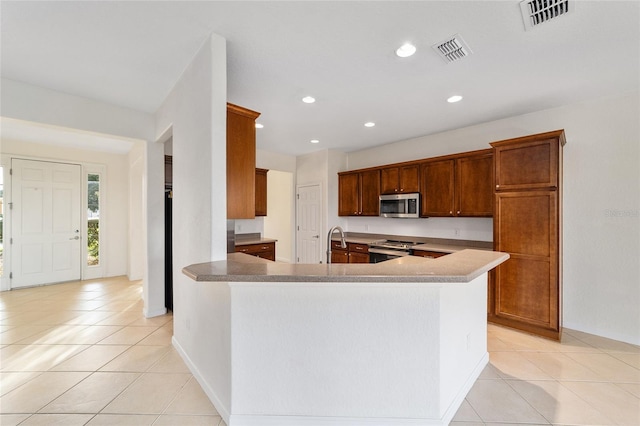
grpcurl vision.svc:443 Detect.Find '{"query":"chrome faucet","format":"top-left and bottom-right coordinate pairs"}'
top-left (326, 226), bottom-right (346, 264)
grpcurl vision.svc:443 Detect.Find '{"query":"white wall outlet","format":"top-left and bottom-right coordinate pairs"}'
top-left (365, 224), bottom-right (369, 231)
top-left (454, 228), bottom-right (460, 236)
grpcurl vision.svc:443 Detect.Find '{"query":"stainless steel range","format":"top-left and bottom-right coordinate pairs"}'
top-left (368, 240), bottom-right (414, 263)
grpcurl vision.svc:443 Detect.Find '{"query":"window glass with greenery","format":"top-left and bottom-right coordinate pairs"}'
top-left (87, 174), bottom-right (100, 266)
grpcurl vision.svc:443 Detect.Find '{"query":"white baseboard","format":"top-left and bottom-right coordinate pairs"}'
top-left (439, 351), bottom-right (490, 425)
top-left (172, 336), bottom-right (231, 424)
top-left (144, 306), bottom-right (167, 318)
top-left (229, 414), bottom-right (446, 426)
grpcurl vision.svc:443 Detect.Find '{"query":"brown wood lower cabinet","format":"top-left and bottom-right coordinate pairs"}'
top-left (330, 241), bottom-right (348, 263)
top-left (330, 241), bottom-right (369, 263)
top-left (235, 242), bottom-right (275, 261)
top-left (412, 250), bottom-right (448, 259)
top-left (348, 243), bottom-right (369, 263)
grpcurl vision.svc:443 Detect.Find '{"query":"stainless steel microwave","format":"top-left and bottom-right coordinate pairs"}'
top-left (379, 193), bottom-right (420, 218)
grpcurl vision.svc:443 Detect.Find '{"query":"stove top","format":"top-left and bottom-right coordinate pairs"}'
top-left (370, 240), bottom-right (415, 251)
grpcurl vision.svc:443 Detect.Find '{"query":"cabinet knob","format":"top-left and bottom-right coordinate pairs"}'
top-left (400, 188), bottom-right (404, 192)
top-left (449, 211), bottom-right (453, 215)
top-left (457, 211), bottom-right (461, 215)
top-left (496, 185), bottom-right (500, 188)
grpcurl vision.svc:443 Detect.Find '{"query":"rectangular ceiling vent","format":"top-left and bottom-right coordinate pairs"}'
top-left (520, 0), bottom-right (573, 31)
top-left (432, 34), bottom-right (472, 64)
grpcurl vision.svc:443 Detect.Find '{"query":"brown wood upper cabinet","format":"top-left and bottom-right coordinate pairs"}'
top-left (338, 169), bottom-right (381, 216)
top-left (255, 168), bottom-right (268, 217)
top-left (380, 164), bottom-right (420, 194)
top-left (489, 129), bottom-right (565, 341)
top-left (493, 135), bottom-right (559, 191)
top-left (420, 150), bottom-right (493, 217)
top-left (227, 103), bottom-right (260, 219)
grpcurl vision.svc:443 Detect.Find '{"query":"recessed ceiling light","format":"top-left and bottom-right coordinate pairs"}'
top-left (447, 95), bottom-right (463, 103)
top-left (364, 122), bottom-right (376, 127)
top-left (255, 123), bottom-right (264, 129)
top-left (396, 43), bottom-right (416, 58)
top-left (310, 139), bottom-right (320, 144)
top-left (302, 96), bottom-right (316, 104)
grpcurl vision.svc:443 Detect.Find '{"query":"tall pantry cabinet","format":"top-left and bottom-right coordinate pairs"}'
top-left (489, 130), bottom-right (565, 341)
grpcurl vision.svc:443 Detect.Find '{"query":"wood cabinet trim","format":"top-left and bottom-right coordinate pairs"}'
top-left (227, 102), bottom-right (260, 120)
top-left (338, 148), bottom-right (493, 177)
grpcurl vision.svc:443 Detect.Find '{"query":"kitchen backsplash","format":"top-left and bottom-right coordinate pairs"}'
top-left (235, 217), bottom-right (264, 235)
top-left (345, 216), bottom-right (493, 242)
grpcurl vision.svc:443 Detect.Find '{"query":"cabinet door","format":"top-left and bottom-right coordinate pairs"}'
top-left (331, 250), bottom-right (349, 263)
top-left (420, 160), bottom-right (455, 216)
top-left (381, 165), bottom-right (419, 194)
top-left (380, 167), bottom-right (400, 194)
top-left (456, 153), bottom-right (493, 217)
top-left (493, 136), bottom-right (560, 191)
top-left (348, 252), bottom-right (370, 263)
top-left (338, 173), bottom-right (360, 216)
top-left (255, 168), bottom-right (268, 216)
top-left (227, 103), bottom-right (260, 219)
top-left (399, 165), bottom-right (420, 193)
top-left (412, 250), bottom-right (447, 258)
top-left (360, 170), bottom-right (381, 216)
top-left (493, 191), bottom-right (559, 338)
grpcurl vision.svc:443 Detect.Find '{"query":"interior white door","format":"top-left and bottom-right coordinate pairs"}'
top-left (11, 159), bottom-right (82, 288)
top-left (296, 184), bottom-right (322, 264)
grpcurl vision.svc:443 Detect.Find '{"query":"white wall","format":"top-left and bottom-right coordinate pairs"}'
top-left (346, 93), bottom-right (640, 345)
top-left (234, 149), bottom-right (297, 260)
top-left (1, 138), bottom-right (132, 278)
top-left (296, 149), bottom-right (348, 259)
top-left (264, 170), bottom-right (294, 263)
top-left (154, 34), bottom-right (231, 416)
top-left (0, 78), bottom-right (154, 142)
top-left (128, 143), bottom-right (145, 280)
top-left (0, 79), bottom-right (156, 306)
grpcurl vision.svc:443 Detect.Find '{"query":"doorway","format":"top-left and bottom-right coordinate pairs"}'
top-left (10, 158), bottom-right (82, 288)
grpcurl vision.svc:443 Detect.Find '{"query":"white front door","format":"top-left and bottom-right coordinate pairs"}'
top-left (11, 159), bottom-right (82, 288)
top-left (296, 184), bottom-right (322, 264)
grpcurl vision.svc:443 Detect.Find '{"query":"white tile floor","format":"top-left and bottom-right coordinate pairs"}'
top-left (1, 276), bottom-right (639, 425)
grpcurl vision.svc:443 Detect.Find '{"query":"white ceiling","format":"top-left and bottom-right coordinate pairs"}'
top-left (1, 1), bottom-right (639, 156)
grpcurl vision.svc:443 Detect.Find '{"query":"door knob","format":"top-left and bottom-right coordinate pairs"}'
top-left (312, 235), bottom-right (319, 238)
top-left (70, 236), bottom-right (80, 240)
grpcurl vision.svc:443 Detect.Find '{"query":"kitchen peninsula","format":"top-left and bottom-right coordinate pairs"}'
top-left (182, 250), bottom-right (508, 426)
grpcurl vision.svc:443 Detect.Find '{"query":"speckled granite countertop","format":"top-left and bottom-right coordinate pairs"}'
top-left (183, 250), bottom-right (508, 284)
top-left (234, 233), bottom-right (278, 246)
top-left (235, 237), bottom-right (278, 246)
top-left (331, 233), bottom-right (493, 253)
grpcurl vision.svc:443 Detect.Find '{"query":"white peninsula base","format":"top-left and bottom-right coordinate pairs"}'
top-left (176, 267), bottom-right (493, 426)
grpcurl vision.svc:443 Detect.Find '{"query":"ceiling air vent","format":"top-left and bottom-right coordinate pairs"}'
top-left (520, 0), bottom-right (573, 31)
top-left (432, 34), bottom-right (472, 64)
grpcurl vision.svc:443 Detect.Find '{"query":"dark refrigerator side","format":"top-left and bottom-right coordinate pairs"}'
top-left (165, 190), bottom-right (173, 311)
